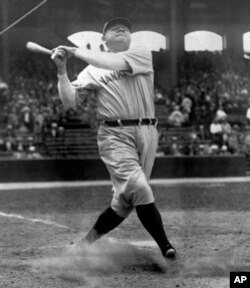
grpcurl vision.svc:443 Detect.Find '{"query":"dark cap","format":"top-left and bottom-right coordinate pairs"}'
top-left (103, 17), bottom-right (131, 35)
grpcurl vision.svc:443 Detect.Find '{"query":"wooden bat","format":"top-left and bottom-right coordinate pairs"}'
top-left (26, 41), bottom-right (52, 55)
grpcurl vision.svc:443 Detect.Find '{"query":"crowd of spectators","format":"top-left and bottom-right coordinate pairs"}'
top-left (155, 51), bottom-right (250, 157)
top-left (0, 52), bottom-right (97, 158)
top-left (1, 50), bottom-right (250, 158)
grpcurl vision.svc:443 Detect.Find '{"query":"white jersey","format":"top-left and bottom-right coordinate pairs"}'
top-left (72, 46), bottom-right (155, 120)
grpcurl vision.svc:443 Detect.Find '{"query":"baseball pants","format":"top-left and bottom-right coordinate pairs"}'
top-left (98, 124), bottom-right (158, 218)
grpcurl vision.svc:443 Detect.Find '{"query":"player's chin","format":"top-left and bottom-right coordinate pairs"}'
top-left (116, 39), bottom-right (130, 49)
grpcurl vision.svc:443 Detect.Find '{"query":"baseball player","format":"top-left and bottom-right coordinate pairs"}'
top-left (51, 17), bottom-right (176, 260)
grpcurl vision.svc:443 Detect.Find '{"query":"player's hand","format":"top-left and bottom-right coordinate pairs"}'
top-left (56, 46), bottom-right (77, 58)
top-left (51, 47), bottom-right (68, 74)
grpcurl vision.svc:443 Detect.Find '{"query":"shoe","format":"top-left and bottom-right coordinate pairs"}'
top-left (164, 243), bottom-right (177, 260)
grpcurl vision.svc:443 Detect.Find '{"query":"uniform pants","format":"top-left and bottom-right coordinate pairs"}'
top-left (98, 125), bottom-right (158, 218)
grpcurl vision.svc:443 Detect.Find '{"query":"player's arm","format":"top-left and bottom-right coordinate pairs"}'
top-left (119, 46), bottom-right (153, 75)
top-left (55, 45), bottom-right (131, 72)
top-left (51, 48), bottom-right (76, 109)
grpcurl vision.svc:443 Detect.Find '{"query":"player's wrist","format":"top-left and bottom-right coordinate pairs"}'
top-left (57, 66), bottom-right (67, 76)
top-left (74, 48), bottom-right (79, 58)
top-left (72, 47), bottom-right (78, 57)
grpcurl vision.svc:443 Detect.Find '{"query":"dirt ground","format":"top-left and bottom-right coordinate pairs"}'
top-left (1, 179), bottom-right (250, 288)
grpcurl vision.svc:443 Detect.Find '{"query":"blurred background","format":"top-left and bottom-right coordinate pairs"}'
top-left (1, 0), bottom-right (250, 180)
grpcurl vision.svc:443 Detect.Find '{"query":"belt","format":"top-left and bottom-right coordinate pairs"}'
top-left (100, 118), bottom-right (158, 127)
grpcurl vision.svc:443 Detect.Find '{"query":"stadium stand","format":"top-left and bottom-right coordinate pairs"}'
top-left (1, 50), bottom-right (250, 173)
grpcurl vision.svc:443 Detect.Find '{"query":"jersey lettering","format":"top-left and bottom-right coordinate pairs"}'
top-left (99, 71), bottom-right (125, 85)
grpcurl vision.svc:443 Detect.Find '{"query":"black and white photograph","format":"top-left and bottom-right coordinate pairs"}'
top-left (1, 0), bottom-right (250, 287)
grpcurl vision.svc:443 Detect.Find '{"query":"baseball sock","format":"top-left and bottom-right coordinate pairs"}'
top-left (85, 207), bottom-right (125, 244)
top-left (136, 203), bottom-right (173, 256)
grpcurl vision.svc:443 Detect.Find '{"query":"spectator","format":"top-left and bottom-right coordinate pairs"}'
top-left (0, 138), bottom-right (5, 151)
top-left (220, 116), bottom-right (232, 146)
top-left (51, 122), bottom-right (58, 138)
top-left (227, 124), bottom-right (242, 154)
top-left (215, 106), bottom-right (227, 122)
top-left (21, 106), bottom-right (34, 132)
top-left (169, 137), bottom-right (182, 156)
top-left (243, 130), bottom-right (250, 156)
top-left (210, 117), bottom-right (223, 147)
top-left (155, 88), bottom-right (165, 104)
top-left (0, 76), bottom-right (8, 106)
top-left (246, 106), bottom-right (250, 126)
top-left (168, 105), bottom-right (186, 127)
top-left (181, 94), bottom-right (193, 124)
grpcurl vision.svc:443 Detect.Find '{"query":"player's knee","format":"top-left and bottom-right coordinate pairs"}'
top-left (127, 170), bottom-right (154, 205)
top-left (127, 170), bottom-right (148, 190)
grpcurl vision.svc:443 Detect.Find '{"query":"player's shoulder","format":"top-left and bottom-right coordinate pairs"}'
top-left (127, 45), bottom-right (151, 55)
top-left (129, 45), bottom-right (149, 51)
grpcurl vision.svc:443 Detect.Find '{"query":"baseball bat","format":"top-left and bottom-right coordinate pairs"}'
top-left (26, 41), bottom-right (52, 55)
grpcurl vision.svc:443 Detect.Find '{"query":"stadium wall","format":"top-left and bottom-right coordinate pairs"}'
top-left (0, 156), bottom-right (246, 183)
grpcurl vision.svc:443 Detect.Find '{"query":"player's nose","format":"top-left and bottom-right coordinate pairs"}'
top-left (117, 27), bottom-right (125, 32)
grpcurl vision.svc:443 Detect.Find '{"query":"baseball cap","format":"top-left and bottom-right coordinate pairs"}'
top-left (103, 17), bottom-right (131, 35)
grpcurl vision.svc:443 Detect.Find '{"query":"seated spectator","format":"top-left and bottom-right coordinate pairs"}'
top-left (220, 116), bottom-right (232, 146)
top-left (220, 144), bottom-right (230, 155)
top-left (21, 106), bottom-right (34, 132)
top-left (188, 132), bottom-right (200, 155)
top-left (215, 106), bottom-right (227, 121)
top-left (0, 138), bottom-right (5, 151)
top-left (5, 135), bottom-right (14, 152)
top-left (168, 105), bottom-right (186, 127)
top-left (227, 124), bottom-right (242, 154)
top-left (51, 122), bottom-right (58, 138)
top-left (155, 88), bottom-right (165, 104)
top-left (169, 137), bottom-right (182, 156)
top-left (15, 136), bottom-right (24, 152)
top-left (243, 131), bottom-right (250, 156)
top-left (5, 124), bottom-right (15, 137)
top-left (0, 76), bottom-right (8, 106)
top-left (210, 144), bottom-right (220, 155)
top-left (181, 95), bottom-right (193, 124)
top-left (7, 107), bottom-right (19, 129)
top-left (246, 106), bottom-right (250, 126)
top-left (210, 117), bottom-right (223, 147)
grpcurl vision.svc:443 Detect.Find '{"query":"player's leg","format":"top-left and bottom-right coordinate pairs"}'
top-left (125, 168), bottom-right (176, 259)
top-left (68, 206), bottom-right (125, 253)
top-left (84, 206), bottom-right (125, 245)
top-left (68, 127), bottom-right (135, 253)
top-left (136, 203), bottom-right (176, 258)
top-left (136, 125), bottom-right (176, 259)
top-left (96, 125), bottom-right (176, 259)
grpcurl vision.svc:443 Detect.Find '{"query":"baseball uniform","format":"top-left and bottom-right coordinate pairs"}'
top-left (71, 46), bottom-right (158, 217)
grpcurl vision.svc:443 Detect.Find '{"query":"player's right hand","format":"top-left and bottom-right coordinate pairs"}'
top-left (51, 47), bottom-right (67, 73)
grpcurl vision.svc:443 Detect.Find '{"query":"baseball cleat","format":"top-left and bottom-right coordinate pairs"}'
top-left (164, 244), bottom-right (177, 260)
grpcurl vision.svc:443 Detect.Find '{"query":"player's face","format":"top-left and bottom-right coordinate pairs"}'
top-left (103, 24), bottom-right (131, 52)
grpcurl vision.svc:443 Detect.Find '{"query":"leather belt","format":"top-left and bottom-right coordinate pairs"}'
top-left (100, 118), bottom-right (158, 127)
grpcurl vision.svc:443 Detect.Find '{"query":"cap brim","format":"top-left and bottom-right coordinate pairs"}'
top-left (103, 17), bottom-right (131, 34)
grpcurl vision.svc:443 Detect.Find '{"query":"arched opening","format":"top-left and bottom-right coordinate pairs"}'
top-left (243, 32), bottom-right (250, 53)
top-left (131, 31), bottom-right (168, 51)
top-left (185, 31), bottom-right (223, 52)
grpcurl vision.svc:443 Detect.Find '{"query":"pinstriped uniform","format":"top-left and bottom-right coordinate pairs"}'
top-left (71, 46), bottom-right (158, 217)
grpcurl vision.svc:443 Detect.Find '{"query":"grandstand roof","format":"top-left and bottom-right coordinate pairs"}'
top-left (6, 0), bottom-right (250, 26)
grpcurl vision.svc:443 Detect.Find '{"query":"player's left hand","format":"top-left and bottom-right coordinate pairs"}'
top-left (56, 46), bottom-right (77, 59)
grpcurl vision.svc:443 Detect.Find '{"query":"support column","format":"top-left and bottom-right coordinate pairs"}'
top-left (169, 0), bottom-right (185, 87)
top-left (169, 0), bottom-right (178, 86)
top-left (0, 0), bottom-right (10, 83)
top-left (226, 27), bottom-right (244, 57)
